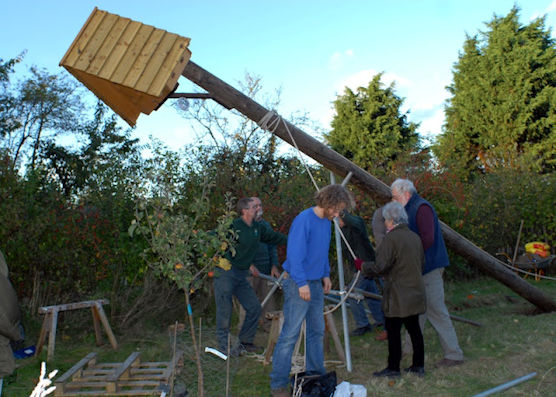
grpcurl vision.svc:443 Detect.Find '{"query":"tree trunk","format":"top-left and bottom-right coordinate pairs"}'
top-left (181, 61), bottom-right (556, 313)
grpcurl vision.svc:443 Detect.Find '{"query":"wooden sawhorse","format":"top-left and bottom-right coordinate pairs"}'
top-left (35, 299), bottom-right (118, 361)
top-left (263, 305), bottom-right (346, 366)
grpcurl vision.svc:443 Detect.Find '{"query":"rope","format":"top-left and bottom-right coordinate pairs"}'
top-left (498, 260), bottom-right (556, 281)
top-left (258, 110), bottom-right (363, 315)
top-left (258, 111), bottom-right (320, 191)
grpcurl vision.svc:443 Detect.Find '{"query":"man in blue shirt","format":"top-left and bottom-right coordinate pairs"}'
top-left (270, 184), bottom-right (354, 397)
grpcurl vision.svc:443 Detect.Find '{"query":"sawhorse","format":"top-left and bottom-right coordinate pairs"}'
top-left (35, 299), bottom-right (118, 361)
top-left (263, 305), bottom-right (346, 366)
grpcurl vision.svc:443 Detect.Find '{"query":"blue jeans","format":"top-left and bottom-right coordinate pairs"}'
top-left (214, 267), bottom-right (261, 351)
top-left (270, 278), bottom-right (325, 390)
top-left (349, 277), bottom-right (384, 327)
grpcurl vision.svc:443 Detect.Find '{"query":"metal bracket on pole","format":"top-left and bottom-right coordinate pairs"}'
top-left (340, 171), bottom-right (353, 187)
top-left (260, 272), bottom-right (286, 308)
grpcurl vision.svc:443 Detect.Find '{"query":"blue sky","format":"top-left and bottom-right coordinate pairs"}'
top-left (2, 1), bottom-right (556, 150)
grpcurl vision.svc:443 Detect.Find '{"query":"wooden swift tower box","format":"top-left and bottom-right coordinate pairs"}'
top-left (60, 8), bottom-right (191, 126)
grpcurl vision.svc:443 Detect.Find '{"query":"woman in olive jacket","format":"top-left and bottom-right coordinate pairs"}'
top-left (362, 201), bottom-right (426, 378)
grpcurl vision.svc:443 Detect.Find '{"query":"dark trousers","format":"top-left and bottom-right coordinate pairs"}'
top-left (385, 314), bottom-right (424, 371)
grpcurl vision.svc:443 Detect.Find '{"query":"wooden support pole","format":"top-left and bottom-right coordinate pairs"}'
top-left (181, 61), bottom-right (556, 313)
top-left (47, 308), bottom-right (59, 362)
top-left (94, 301), bottom-right (119, 349)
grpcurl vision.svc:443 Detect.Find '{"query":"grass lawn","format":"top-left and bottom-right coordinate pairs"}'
top-left (3, 276), bottom-right (555, 396)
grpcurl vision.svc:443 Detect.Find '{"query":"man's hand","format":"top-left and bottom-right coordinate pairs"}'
top-left (354, 258), bottom-right (364, 271)
top-left (298, 285), bottom-right (311, 301)
top-left (270, 265), bottom-right (281, 279)
top-left (322, 277), bottom-right (332, 294)
top-left (249, 265), bottom-right (260, 277)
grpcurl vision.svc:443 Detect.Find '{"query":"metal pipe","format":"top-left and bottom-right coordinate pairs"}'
top-left (471, 372), bottom-right (537, 397)
top-left (333, 170), bottom-right (353, 372)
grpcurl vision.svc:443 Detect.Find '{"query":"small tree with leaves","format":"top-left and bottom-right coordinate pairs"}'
top-left (129, 178), bottom-right (236, 397)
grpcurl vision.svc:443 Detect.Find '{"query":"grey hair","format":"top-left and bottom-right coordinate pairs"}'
top-left (382, 201), bottom-right (408, 225)
top-left (237, 197), bottom-right (253, 213)
top-left (391, 178), bottom-right (417, 195)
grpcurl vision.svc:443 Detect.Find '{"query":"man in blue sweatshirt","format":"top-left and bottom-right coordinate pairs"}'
top-left (270, 184), bottom-right (354, 397)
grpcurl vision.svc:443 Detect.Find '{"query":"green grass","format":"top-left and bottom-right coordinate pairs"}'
top-left (4, 277), bottom-right (555, 396)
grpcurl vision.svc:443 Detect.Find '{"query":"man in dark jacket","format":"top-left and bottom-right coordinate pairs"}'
top-left (0, 250), bottom-right (22, 383)
top-left (338, 211), bottom-right (385, 339)
top-left (215, 197), bottom-right (287, 355)
top-left (237, 197), bottom-right (281, 332)
top-left (362, 202), bottom-right (426, 378)
top-left (391, 178), bottom-right (464, 368)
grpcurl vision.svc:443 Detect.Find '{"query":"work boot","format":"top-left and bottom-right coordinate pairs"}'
top-left (404, 366), bottom-right (425, 377)
top-left (375, 330), bottom-right (388, 341)
top-left (373, 367), bottom-right (401, 378)
top-left (240, 342), bottom-right (262, 353)
top-left (435, 358), bottom-right (464, 368)
top-left (349, 324), bottom-right (372, 336)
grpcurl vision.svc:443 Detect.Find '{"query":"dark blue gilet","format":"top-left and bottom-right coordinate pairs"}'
top-left (404, 193), bottom-right (450, 274)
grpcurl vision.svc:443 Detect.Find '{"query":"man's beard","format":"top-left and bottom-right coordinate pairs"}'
top-left (255, 210), bottom-right (263, 221)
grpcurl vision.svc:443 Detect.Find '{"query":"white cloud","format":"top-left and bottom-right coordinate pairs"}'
top-left (417, 106), bottom-right (445, 138)
top-left (530, 1), bottom-right (556, 21)
top-left (328, 49), bottom-right (355, 70)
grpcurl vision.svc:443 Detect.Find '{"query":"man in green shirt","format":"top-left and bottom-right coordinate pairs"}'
top-left (214, 197), bottom-right (287, 355)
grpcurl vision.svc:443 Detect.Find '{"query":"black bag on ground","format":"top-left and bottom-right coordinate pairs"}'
top-left (290, 370), bottom-right (337, 397)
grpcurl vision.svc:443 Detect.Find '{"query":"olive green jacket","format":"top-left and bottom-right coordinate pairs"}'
top-left (362, 224), bottom-right (426, 318)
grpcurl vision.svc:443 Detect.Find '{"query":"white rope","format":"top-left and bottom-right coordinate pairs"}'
top-left (259, 111), bottom-right (320, 192)
top-left (499, 260), bottom-right (556, 281)
top-left (258, 110), bottom-right (363, 315)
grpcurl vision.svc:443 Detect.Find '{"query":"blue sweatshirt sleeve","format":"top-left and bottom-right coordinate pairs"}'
top-left (286, 215), bottom-right (309, 287)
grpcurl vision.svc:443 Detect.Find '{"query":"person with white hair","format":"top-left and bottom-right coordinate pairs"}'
top-left (390, 178), bottom-right (464, 368)
top-left (362, 201), bottom-right (426, 378)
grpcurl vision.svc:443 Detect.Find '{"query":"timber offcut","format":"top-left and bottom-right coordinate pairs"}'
top-left (60, 7), bottom-right (191, 126)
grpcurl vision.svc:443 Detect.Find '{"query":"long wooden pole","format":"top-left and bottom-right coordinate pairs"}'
top-left (181, 61), bottom-right (556, 312)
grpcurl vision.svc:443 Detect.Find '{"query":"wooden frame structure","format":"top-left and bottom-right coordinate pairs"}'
top-left (36, 299), bottom-right (118, 362)
top-left (60, 7), bottom-right (191, 126)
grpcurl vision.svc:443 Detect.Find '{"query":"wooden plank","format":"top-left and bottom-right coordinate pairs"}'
top-left (135, 32), bottom-right (177, 95)
top-left (98, 20), bottom-right (142, 80)
top-left (108, 352), bottom-right (141, 382)
top-left (69, 68), bottom-right (143, 125)
top-left (111, 24), bottom-right (154, 85)
top-left (160, 349), bottom-right (183, 380)
top-left (264, 312), bottom-right (283, 365)
top-left (55, 353), bottom-right (98, 385)
top-left (91, 305), bottom-right (103, 345)
top-left (39, 299), bottom-right (109, 314)
top-left (47, 308), bottom-right (59, 362)
top-left (94, 301), bottom-right (118, 349)
top-left (148, 38), bottom-right (191, 96)
top-left (73, 13), bottom-right (119, 72)
top-left (123, 28), bottom-right (165, 89)
top-left (324, 312), bottom-right (345, 363)
top-left (35, 311), bottom-right (50, 357)
top-left (86, 17), bottom-right (131, 75)
top-left (60, 8), bottom-right (105, 67)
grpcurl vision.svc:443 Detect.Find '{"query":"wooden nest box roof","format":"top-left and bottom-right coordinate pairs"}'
top-left (60, 7), bottom-right (191, 126)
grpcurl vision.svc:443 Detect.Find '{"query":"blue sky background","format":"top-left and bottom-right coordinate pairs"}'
top-left (2, 1), bottom-right (556, 151)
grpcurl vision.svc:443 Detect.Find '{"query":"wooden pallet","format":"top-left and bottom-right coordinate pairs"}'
top-left (54, 350), bottom-right (183, 396)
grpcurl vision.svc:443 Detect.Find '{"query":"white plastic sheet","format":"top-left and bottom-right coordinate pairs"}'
top-left (333, 381), bottom-right (367, 397)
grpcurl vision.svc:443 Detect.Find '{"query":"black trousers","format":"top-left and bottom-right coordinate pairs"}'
top-left (385, 314), bottom-right (424, 370)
